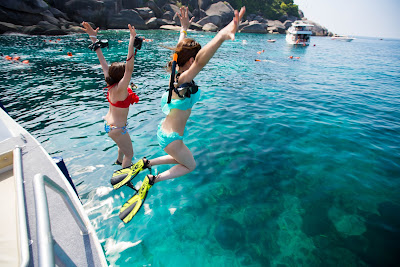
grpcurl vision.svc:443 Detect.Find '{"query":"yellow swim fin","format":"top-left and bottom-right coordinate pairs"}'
top-left (111, 158), bottom-right (149, 190)
top-left (119, 175), bottom-right (156, 223)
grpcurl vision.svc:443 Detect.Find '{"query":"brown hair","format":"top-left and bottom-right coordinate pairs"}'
top-left (105, 62), bottom-right (125, 85)
top-left (167, 38), bottom-right (201, 71)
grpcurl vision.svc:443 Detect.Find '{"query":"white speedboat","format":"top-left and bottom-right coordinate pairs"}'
top-left (331, 34), bottom-right (355, 42)
top-left (286, 20), bottom-right (313, 46)
top-left (0, 107), bottom-right (107, 266)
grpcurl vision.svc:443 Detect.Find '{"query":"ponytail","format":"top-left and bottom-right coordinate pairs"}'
top-left (106, 62), bottom-right (125, 86)
top-left (105, 76), bottom-right (115, 85)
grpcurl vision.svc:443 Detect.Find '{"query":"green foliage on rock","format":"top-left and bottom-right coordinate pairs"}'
top-left (209, 0), bottom-right (299, 20)
top-left (230, 0), bottom-right (299, 19)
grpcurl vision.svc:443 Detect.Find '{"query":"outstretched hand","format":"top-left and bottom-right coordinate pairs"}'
top-left (80, 21), bottom-right (99, 36)
top-left (177, 6), bottom-right (194, 30)
top-left (128, 24), bottom-right (136, 38)
top-left (219, 6), bottom-right (246, 41)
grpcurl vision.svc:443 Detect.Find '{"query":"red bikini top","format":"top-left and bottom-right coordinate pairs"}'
top-left (106, 85), bottom-right (139, 108)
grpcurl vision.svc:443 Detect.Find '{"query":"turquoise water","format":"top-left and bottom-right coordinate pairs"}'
top-left (1, 31), bottom-right (400, 266)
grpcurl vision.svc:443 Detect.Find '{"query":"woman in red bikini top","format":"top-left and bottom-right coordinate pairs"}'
top-left (81, 21), bottom-right (139, 169)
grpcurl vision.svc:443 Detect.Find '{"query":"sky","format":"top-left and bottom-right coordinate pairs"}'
top-left (293, 0), bottom-right (400, 39)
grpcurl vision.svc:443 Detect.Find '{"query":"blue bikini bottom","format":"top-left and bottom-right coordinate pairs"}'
top-left (104, 121), bottom-right (128, 135)
top-left (157, 119), bottom-right (188, 149)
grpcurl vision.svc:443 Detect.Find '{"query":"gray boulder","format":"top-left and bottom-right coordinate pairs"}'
top-left (253, 15), bottom-right (266, 23)
top-left (41, 10), bottom-right (60, 25)
top-left (189, 22), bottom-right (203, 31)
top-left (102, 0), bottom-right (120, 17)
top-left (246, 14), bottom-right (256, 21)
top-left (192, 8), bottom-right (206, 21)
top-left (0, 5), bottom-right (48, 26)
top-left (63, 0), bottom-right (104, 26)
top-left (0, 22), bottom-right (22, 34)
top-left (121, 0), bottom-right (142, 9)
top-left (280, 14), bottom-right (298, 23)
top-left (68, 25), bottom-right (84, 33)
top-left (205, 1), bottom-right (234, 27)
top-left (283, 20), bottom-right (293, 29)
top-left (202, 23), bottom-right (218, 32)
top-left (298, 9), bottom-right (304, 19)
top-left (162, 3), bottom-right (180, 15)
top-left (188, 0), bottom-right (199, 10)
top-left (146, 17), bottom-right (158, 29)
top-left (156, 18), bottom-right (176, 26)
top-left (240, 22), bottom-right (267, 34)
top-left (303, 20), bottom-right (328, 36)
top-left (163, 11), bottom-right (174, 21)
top-left (23, 21), bottom-right (67, 35)
top-left (173, 12), bottom-right (195, 26)
top-left (147, 0), bottom-right (163, 18)
top-left (136, 7), bottom-right (154, 20)
top-left (0, 0), bottom-right (48, 14)
top-left (199, 9), bottom-right (207, 20)
top-left (160, 25), bottom-right (181, 31)
top-left (108, 9), bottom-right (147, 29)
top-left (267, 26), bottom-right (279, 34)
top-left (238, 20), bottom-right (249, 31)
top-left (196, 15), bottom-right (221, 28)
top-left (153, 0), bottom-right (168, 7)
top-left (49, 7), bottom-right (69, 20)
top-left (267, 20), bottom-right (285, 33)
top-left (59, 18), bottom-right (76, 29)
top-left (199, 0), bottom-right (214, 10)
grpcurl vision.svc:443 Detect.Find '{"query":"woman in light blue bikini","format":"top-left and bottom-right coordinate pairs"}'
top-left (116, 6), bottom-right (246, 223)
top-left (148, 6), bottom-right (245, 183)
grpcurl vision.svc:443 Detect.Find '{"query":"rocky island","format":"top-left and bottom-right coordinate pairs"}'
top-left (0, 0), bottom-right (330, 36)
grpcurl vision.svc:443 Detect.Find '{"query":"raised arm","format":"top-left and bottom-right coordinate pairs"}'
top-left (116, 24), bottom-right (137, 92)
top-left (177, 6), bottom-right (194, 44)
top-left (81, 21), bottom-right (109, 79)
top-left (178, 7), bottom-right (245, 86)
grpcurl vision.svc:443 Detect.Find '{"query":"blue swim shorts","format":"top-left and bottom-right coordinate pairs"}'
top-left (157, 119), bottom-right (188, 149)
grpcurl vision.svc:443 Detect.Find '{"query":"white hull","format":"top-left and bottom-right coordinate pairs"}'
top-left (331, 36), bottom-right (355, 42)
top-left (286, 21), bottom-right (313, 46)
top-left (286, 33), bottom-right (310, 46)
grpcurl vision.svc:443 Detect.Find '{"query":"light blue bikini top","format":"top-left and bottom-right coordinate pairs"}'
top-left (161, 88), bottom-right (201, 115)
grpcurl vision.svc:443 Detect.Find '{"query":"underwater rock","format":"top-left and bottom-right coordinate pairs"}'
top-left (214, 219), bottom-right (245, 250)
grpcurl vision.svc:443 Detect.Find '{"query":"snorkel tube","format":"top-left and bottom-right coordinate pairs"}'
top-left (168, 53), bottom-right (178, 104)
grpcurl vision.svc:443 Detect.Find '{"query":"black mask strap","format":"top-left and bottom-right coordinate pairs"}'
top-left (168, 53), bottom-right (178, 104)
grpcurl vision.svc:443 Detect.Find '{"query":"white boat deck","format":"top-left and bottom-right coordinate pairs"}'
top-left (0, 150), bottom-right (19, 266)
top-left (0, 108), bottom-right (107, 266)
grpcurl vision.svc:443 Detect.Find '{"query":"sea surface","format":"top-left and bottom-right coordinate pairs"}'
top-left (1, 30), bottom-right (400, 266)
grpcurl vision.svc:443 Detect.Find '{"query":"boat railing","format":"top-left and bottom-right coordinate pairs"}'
top-left (33, 173), bottom-right (89, 267)
top-left (14, 147), bottom-right (30, 267)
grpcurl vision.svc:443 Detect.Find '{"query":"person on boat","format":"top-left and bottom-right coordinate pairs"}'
top-left (81, 22), bottom-right (139, 169)
top-left (112, 6), bottom-right (246, 223)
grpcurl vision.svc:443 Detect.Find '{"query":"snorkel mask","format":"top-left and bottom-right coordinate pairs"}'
top-left (88, 39), bottom-right (109, 51)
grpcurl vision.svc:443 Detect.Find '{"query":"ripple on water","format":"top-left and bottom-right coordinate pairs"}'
top-left (1, 32), bottom-right (400, 266)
